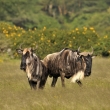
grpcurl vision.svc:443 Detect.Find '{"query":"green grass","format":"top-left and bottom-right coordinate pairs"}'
top-left (0, 56), bottom-right (110, 110)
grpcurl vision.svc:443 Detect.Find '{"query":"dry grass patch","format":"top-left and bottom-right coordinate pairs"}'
top-left (0, 57), bottom-right (110, 110)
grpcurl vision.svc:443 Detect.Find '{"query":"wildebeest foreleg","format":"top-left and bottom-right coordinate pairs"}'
top-left (60, 72), bottom-right (65, 87)
top-left (76, 80), bottom-right (82, 86)
top-left (36, 80), bottom-right (40, 90)
top-left (51, 77), bottom-right (58, 87)
top-left (28, 80), bottom-right (37, 90)
top-left (28, 80), bottom-right (33, 90)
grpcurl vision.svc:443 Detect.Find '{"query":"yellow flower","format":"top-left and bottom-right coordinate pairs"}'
top-left (83, 27), bottom-right (87, 31)
top-left (104, 35), bottom-right (108, 39)
top-left (98, 43), bottom-right (100, 45)
top-left (72, 30), bottom-right (74, 33)
top-left (47, 40), bottom-right (50, 43)
top-left (32, 31), bottom-right (34, 33)
top-left (82, 32), bottom-right (85, 34)
top-left (20, 27), bottom-right (23, 30)
top-left (14, 25), bottom-right (17, 29)
top-left (93, 30), bottom-right (95, 33)
top-left (69, 44), bottom-right (72, 47)
top-left (28, 29), bottom-right (31, 32)
top-left (75, 28), bottom-right (79, 31)
top-left (14, 43), bottom-right (16, 46)
top-left (8, 26), bottom-right (12, 29)
top-left (68, 32), bottom-right (71, 35)
top-left (41, 37), bottom-right (44, 41)
top-left (0, 59), bottom-right (3, 63)
top-left (53, 34), bottom-right (55, 37)
top-left (43, 26), bottom-right (46, 31)
top-left (34, 28), bottom-right (36, 30)
top-left (73, 37), bottom-right (75, 39)
top-left (32, 43), bottom-right (36, 46)
top-left (88, 39), bottom-right (90, 41)
top-left (54, 42), bottom-right (56, 45)
top-left (22, 30), bottom-right (25, 33)
top-left (11, 34), bottom-right (13, 37)
top-left (3, 30), bottom-right (8, 34)
top-left (90, 27), bottom-right (94, 30)
top-left (18, 34), bottom-right (21, 37)
top-left (5, 34), bottom-right (9, 37)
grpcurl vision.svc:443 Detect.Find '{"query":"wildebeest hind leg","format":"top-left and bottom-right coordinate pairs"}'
top-left (76, 80), bottom-right (82, 87)
top-left (51, 77), bottom-right (58, 87)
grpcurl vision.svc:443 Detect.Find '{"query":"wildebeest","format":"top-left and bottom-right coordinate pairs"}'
top-left (43, 47), bottom-right (94, 87)
top-left (16, 47), bottom-right (48, 90)
top-left (43, 47), bottom-right (82, 87)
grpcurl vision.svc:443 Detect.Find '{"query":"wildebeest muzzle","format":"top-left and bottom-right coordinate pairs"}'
top-left (20, 62), bottom-right (26, 71)
top-left (85, 70), bottom-right (91, 77)
top-left (84, 67), bottom-right (91, 76)
top-left (20, 56), bottom-right (26, 71)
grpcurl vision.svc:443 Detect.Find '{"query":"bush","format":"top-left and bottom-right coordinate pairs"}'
top-left (102, 51), bottom-right (109, 57)
top-left (0, 22), bottom-right (109, 58)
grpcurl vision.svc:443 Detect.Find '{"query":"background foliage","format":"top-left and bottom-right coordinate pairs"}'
top-left (0, 0), bottom-right (110, 34)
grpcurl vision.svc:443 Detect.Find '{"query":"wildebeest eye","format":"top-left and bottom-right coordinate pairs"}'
top-left (27, 62), bottom-right (31, 65)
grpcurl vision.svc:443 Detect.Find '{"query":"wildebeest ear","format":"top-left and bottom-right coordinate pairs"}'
top-left (33, 53), bottom-right (37, 61)
top-left (30, 48), bottom-right (34, 53)
top-left (16, 49), bottom-right (23, 54)
top-left (92, 56), bottom-right (95, 58)
top-left (80, 55), bottom-right (83, 58)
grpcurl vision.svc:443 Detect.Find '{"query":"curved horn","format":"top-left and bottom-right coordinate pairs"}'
top-left (19, 43), bottom-right (23, 50)
top-left (90, 46), bottom-right (93, 55)
top-left (78, 46), bottom-right (80, 52)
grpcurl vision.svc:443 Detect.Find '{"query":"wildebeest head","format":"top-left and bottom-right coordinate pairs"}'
top-left (82, 54), bottom-right (92, 76)
top-left (79, 47), bottom-right (94, 77)
top-left (17, 48), bottom-right (35, 71)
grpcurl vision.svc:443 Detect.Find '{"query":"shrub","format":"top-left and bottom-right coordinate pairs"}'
top-left (0, 22), bottom-right (109, 58)
top-left (102, 51), bottom-right (109, 57)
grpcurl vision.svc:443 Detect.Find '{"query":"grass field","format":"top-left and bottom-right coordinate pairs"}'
top-left (0, 56), bottom-right (110, 110)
